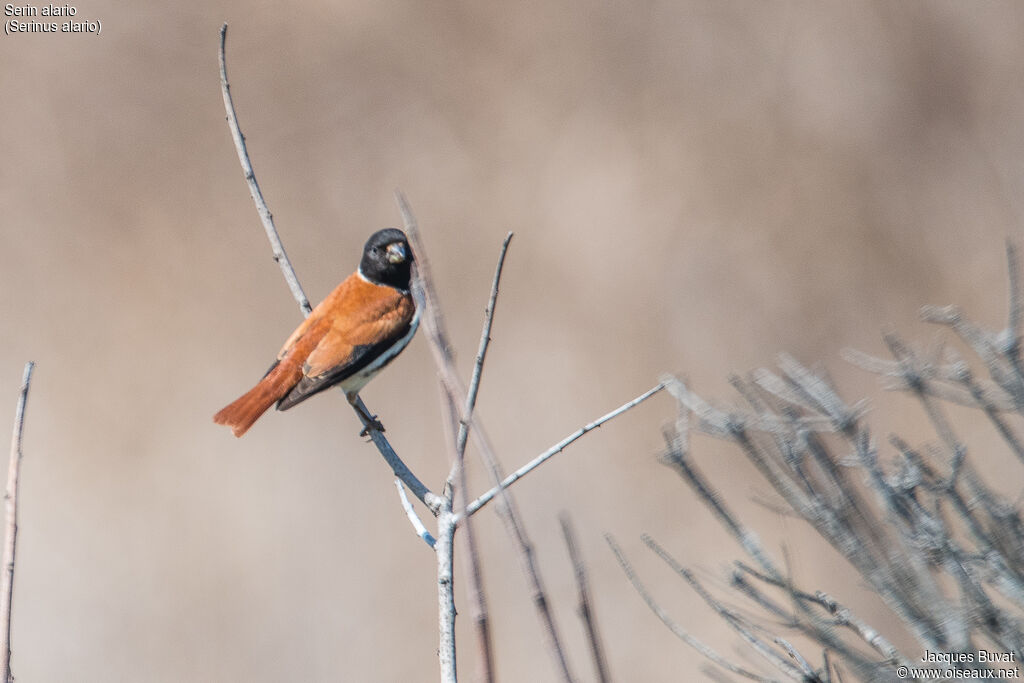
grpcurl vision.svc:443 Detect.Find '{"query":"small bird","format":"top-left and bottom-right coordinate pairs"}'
top-left (214, 228), bottom-right (419, 437)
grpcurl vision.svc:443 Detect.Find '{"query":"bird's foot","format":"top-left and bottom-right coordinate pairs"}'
top-left (349, 394), bottom-right (386, 436)
top-left (359, 415), bottom-right (386, 437)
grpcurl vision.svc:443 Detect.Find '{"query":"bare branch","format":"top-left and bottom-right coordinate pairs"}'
top-left (644, 246), bottom-right (1024, 678)
top-left (1, 362), bottom-right (34, 683)
top-left (355, 395), bottom-right (442, 514)
top-left (435, 232), bottom-right (507, 682)
top-left (439, 388), bottom-right (493, 683)
top-left (456, 232), bottom-right (513, 466)
top-left (733, 563), bottom-right (904, 666)
top-left (656, 400), bottom-right (782, 581)
top-left (451, 233), bottom-right (511, 683)
top-left (397, 190), bottom-right (454, 367)
top-left (642, 535), bottom-right (811, 681)
top-left (772, 635), bottom-right (819, 681)
top-left (463, 384), bottom-right (665, 518)
top-left (560, 514), bottom-right (611, 683)
top-left (1001, 240), bottom-right (1024, 393)
top-left (398, 193), bottom-right (577, 682)
top-left (395, 479), bottom-right (436, 548)
top-left (436, 502), bottom-right (458, 683)
top-left (605, 534), bottom-right (781, 682)
top-left (953, 363), bottom-right (1024, 464)
top-left (456, 492), bottom-right (493, 683)
top-left (1006, 240), bottom-right (1021, 341)
top-left (218, 24), bottom-right (311, 315)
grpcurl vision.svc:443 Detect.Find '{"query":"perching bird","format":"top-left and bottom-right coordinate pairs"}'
top-left (213, 228), bottom-right (419, 437)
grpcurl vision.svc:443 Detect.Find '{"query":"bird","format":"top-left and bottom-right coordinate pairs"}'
top-left (213, 228), bottom-right (419, 437)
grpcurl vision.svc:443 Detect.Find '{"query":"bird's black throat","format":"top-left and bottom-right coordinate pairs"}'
top-left (359, 228), bottom-right (413, 291)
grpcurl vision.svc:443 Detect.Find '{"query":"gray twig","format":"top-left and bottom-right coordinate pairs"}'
top-left (455, 232), bottom-right (513, 472)
top-left (452, 232), bottom-right (512, 683)
top-left (1, 362), bottom-right (34, 683)
top-left (395, 479), bottom-right (436, 548)
top-left (439, 386), bottom-right (493, 682)
top-left (560, 514), bottom-right (611, 683)
top-left (462, 384), bottom-right (665, 519)
top-left (605, 534), bottom-right (778, 683)
top-left (648, 245), bottom-right (1024, 678)
top-left (642, 536), bottom-right (815, 681)
top-left (398, 193), bottom-right (576, 683)
top-left (218, 24), bottom-right (311, 316)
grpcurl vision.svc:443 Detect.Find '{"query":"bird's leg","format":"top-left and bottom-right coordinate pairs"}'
top-left (349, 394), bottom-right (386, 436)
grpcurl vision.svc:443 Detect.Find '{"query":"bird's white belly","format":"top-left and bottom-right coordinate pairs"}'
top-left (339, 306), bottom-right (420, 396)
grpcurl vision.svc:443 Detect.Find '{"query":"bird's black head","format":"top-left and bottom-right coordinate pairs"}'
top-left (359, 228), bottom-right (414, 290)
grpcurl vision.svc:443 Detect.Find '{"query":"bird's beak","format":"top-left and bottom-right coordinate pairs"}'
top-left (386, 242), bottom-right (408, 264)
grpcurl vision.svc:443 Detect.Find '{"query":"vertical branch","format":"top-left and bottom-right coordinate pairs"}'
top-left (441, 389), bottom-right (494, 682)
top-left (445, 233), bottom-right (511, 682)
top-left (1005, 240), bottom-right (1021, 341)
top-left (436, 500), bottom-right (458, 683)
top-left (454, 469), bottom-right (492, 682)
top-left (218, 23), bottom-right (311, 315)
top-left (398, 193), bottom-right (576, 682)
top-left (559, 514), bottom-right (611, 683)
top-left (392, 194), bottom-right (468, 681)
top-left (455, 233), bottom-right (514, 464)
top-left (1002, 240), bottom-right (1024, 389)
top-left (1, 362), bottom-right (34, 683)
top-left (397, 191), bottom-right (455, 367)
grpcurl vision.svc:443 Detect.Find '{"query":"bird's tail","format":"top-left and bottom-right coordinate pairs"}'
top-left (213, 362), bottom-right (301, 437)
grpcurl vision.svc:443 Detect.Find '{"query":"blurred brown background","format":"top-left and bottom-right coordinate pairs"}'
top-left (1, 1), bottom-right (1022, 680)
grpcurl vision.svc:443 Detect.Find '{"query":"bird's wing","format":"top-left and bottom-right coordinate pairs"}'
top-left (275, 281), bottom-right (415, 411)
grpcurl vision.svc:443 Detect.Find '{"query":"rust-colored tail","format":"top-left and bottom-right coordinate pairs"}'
top-left (213, 363), bottom-right (301, 437)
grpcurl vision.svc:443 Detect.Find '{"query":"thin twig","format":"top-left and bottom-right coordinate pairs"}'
top-left (772, 636), bottom-right (819, 681)
top-left (560, 514), bottom-right (611, 683)
top-left (455, 232), bottom-right (513, 467)
top-left (476, 441), bottom-right (576, 683)
top-left (657, 405), bottom-right (781, 581)
top-left (358, 396), bottom-right (442, 514)
top-left (1006, 240), bottom-right (1021, 341)
top-left (1002, 240), bottom-right (1024, 389)
top-left (733, 563), bottom-right (903, 665)
top-left (462, 413), bottom-right (578, 683)
top-left (652, 247), bottom-right (1024, 677)
top-left (398, 193), bottom-right (576, 683)
top-left (462, 384), bottom-right (665, 519)
top-left (395, 479), bottom-right (436, 548)
top-left (441, 233), bottom-right (511, 682)
top-left (218, 25), bottom-right (440, 515)
top-left (456, 472), bottom-right (493, 683)
top-left (397, 192), bottom-right (496, 682)
top-left (642, 535), bottom-right (811, 681)
top-left (219, 24), bottom-right (311, 315)
top-left (440, 388), bottom-right (493, 682)
top-left (605, 534), bottom-right (780, 682)
top-left (947, 360), bottom-right (1024, 464)
top-left (727, 571), bottom-right (890, 679)
top-left (398, 191), bottom-right (454, 367)
top-left (1, 362), bottom-right (34, 683)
